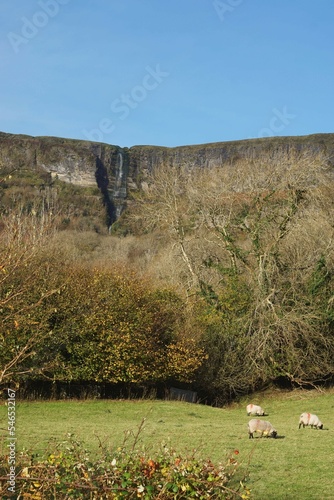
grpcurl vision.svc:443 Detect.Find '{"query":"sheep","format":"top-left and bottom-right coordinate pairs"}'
top-left (248, 419), bottom-right (277, 439)
top-left (298, 412), bottom-right (323, 429)
top-left (246, 403), bottom-right (265, 416)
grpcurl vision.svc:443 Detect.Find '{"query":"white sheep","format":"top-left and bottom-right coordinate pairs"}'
top-left (298, 412), bottom-right (323, 429)
top-left (246, 403), bottom-right (265, 416)
top-left (248, 419), bottom-right (277, 439)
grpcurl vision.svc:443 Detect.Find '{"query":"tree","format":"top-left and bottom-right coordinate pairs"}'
top-left (127, 163), bottom-right (201, 291)
top-left (128, 149), bottom-right (334, 395)
top-left (0, 205), bottom-right (65, 387)
top-left (196, 150), bottom-right (334, 390)
top-left (48, 265), bottom-right (206, 386)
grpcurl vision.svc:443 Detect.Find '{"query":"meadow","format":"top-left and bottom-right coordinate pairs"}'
top-left (1, 388), bottom-right (333, 499)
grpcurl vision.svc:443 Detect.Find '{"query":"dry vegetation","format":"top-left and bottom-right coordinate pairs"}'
top-left (1, 149), bottom-right (334, 401)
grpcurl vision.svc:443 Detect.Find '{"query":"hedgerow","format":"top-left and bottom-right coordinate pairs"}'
top-left (0, 432), bottom-right (251, 499)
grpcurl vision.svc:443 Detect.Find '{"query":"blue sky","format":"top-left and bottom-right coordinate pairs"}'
top-left (1, 0), bottom-right (333, 147)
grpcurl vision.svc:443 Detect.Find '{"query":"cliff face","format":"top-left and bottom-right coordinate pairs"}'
top-left (0, 132), bottom-right (127, 223)
top-left (1, 131), bottom-right (334, 223)
top-left (129, 133), bottom-right (334, 176)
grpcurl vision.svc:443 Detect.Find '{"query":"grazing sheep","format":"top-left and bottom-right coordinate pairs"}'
top-left (298, 412), bottom-right (323, 429)
top-left (246, 404), bottom-right (265, 416)
top-left (248, 419), bottom-right (277, 439)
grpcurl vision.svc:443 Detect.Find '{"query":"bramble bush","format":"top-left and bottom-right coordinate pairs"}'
top-left (0, 427), bottom-right (251, 499)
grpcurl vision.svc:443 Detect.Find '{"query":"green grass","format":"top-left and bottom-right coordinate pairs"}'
top-left (1, 388), bottom-right (333, 499)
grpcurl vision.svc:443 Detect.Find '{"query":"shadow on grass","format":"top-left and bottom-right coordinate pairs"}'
top-left (249, 435), bottom-right (285, 439)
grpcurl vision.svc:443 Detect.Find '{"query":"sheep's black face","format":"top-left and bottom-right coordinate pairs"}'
top-left (271, 430), bottom-right (277, 438)
top-left (319, 424), bottom-right (323, 429)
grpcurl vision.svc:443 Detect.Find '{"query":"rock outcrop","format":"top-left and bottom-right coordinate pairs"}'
top-left (1, 131), bottom-right (333, 223)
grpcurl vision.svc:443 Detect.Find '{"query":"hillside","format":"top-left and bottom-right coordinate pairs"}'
top-left (1, 131), bottom-right (334, 401)
top-left (1, 131), bottom-right (334, 227)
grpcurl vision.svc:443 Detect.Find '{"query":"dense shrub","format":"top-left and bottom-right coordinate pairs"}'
top-left (0, 433), bottom-right (250, 499)
top-left (46, 266), bottom-right (206, 386)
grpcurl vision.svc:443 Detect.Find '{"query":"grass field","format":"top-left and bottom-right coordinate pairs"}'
top-left (1, 388), bottom-right (333, 499)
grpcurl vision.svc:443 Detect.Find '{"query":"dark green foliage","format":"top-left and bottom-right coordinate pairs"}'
top-left (308, 255), bottom-right (331, 297)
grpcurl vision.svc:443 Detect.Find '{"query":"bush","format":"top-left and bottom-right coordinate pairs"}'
top-left (0, 429), bottom-right (250, 499)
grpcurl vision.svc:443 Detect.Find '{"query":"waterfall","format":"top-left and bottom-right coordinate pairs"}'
top-left (113, 150), bottom-right (127, 219)
top-left (116, 152), bottom-right (123, 186)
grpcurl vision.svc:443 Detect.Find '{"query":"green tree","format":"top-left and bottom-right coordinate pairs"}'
top-left (49, 266), bottom-right (205, 386)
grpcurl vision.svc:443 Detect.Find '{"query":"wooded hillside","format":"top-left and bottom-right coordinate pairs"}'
top-left (1, 135), bottom-right (334, 403)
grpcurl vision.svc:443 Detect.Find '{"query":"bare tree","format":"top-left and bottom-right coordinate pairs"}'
top-left (129, 163), bottom-right (201, 291)
top-left (129, 149), bottom-right (334, 392)
top-left (0, 204), bottom-right (63, 387)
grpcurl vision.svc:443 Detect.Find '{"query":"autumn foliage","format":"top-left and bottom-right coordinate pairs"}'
top-left (48, 266), bottom-right (205, 385)
top-left (1, 148), bottom-right (334, 400)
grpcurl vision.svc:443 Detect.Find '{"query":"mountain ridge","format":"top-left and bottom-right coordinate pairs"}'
top-left (1, 131), bottom-right (333, 223)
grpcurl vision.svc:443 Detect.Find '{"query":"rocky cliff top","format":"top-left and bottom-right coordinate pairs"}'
top-left (1, 131), bottom-right (333, 222)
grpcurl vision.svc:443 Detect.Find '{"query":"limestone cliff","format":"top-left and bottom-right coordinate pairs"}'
top-left (1, 131), bottom-right (333, 224)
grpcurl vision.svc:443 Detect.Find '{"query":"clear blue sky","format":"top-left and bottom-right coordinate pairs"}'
top-left (1, 1), bottom-right (333, 147)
